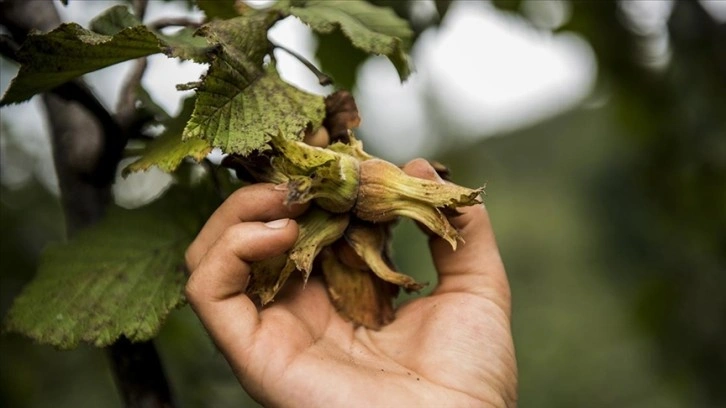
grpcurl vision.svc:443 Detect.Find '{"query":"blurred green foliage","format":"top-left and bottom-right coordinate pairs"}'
top-left (1, 0), bottom-right (724, 407)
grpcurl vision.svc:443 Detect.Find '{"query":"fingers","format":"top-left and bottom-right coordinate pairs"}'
top-left (185, 218), bottom-right (299, 357)
top-left (401, 159), bottom-right (511, 316)
top-left (186, 183), bottom-right (308, 271)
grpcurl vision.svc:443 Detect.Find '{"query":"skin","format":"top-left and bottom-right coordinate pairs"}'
top-left (185, 159), bottom-right (518, 407)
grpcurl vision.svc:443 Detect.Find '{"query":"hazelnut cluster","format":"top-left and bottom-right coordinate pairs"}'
top-left (223, 92), bottom-right (483, 328)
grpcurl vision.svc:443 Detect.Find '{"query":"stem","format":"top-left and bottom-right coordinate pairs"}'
top-left (116, 58), bottom-right (149, 126)
top-left (271, 42), bottom-right (333, 86)
top-left (132, 0), bottom-right (148, 22)
top-left (149, 17), bottom-right (202, 31)
top-left (0, 33), bottom-right (19, 61)
top-left (202, 158), bottom-right (225, 201)
top-left (109, 337), bottom-right (176, 408)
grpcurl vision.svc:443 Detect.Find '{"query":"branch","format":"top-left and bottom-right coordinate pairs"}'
top-left (116, 58), bottom-right (149, 126)
top-left (109, 337), bottom-right (176, 408)
top-left (0, 34), bottom-right (19, 62)
top-left (1, 1), bottom-right (125, 189)
top-left (132, 0), bottom-right (149, 23)
top-left (149, 17), bottom-right (202, 31)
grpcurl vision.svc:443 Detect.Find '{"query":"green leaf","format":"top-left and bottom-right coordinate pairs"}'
top-left (280, 0), bottom-right (413, 81)
top-left (89, 4), bottom-right (143, 35)
top-left (0, 23), bottom-right (162, 105)
top-left (158, 27), bottom-right (213, 64)
top-left (183, 12), bottom-right (326, 155)
top-left (193, 11), bottom-right (278, 80)
top-left (315, 30), bottom-right (368, 91)
top-left (196, 0), bottom-right (241, 19)
top-left (91, 5), bottom-right (212, 63)
top-left (2, 183), bottom-right (218, 349)
top-left (0, 5), bottom-right (217, 105)
top-left (124, 97), bottom-right (212, 176)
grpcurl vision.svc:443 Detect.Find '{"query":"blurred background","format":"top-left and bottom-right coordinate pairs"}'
top-left (1, 0), bottom-right (725, 407)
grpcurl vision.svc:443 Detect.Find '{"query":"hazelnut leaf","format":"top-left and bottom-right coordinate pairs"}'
top-left (182, 13), bottom-right (325, 155)
top-left (2, 183), bottom-right (219, 349)
top-left (278, 0), bottom-right (414, 82)
top-left (0, 22), bottom-right (161, 105)
top-left (124, 96), bottom-right (212, 176)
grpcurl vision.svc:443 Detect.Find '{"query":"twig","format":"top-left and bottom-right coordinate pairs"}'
top-left (109, 337), bottom-right (176, 408)
top-left (116, 58), bottom-right (148, 126)
top-left (0, 34), bottom-right (19, 62)
top-left (49, 80), bottom-right (125, 188)
top-left (202, 158), bottom-right (225, 201)
top-left (132, 0), bottom-right (148, 22)
top-left (149, 17), bottom-right (202, 31)
top-left (271, 42), bottom-right (333, 86)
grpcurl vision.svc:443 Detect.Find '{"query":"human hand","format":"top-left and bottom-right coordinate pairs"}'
top-left (185, 159), bottom-right (517, 407)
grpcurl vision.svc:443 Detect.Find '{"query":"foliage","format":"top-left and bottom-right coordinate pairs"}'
top-left (278, 0), bottom-right (413, 81)
top-left (2, 0), bottom-right (724, 407)
top-left (0, 23), bottom-right (160, 105)
top-left (0, 0), bottom-right (414, 349)
top-left (123, 96), bottom-right (211, 175)
top-left (3, 181), bottom-right (220, 349)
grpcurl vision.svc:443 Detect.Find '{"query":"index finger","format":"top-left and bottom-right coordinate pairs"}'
top-left (185, 183), bottom-right (308, 271)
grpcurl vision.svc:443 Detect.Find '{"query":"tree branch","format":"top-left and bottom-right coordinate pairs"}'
top-left (149, 17), bottom-right (202, 31)
top-left (109, 337), bottom-right (175, 408)
top-left (132, 0), bottom-right (149, 23)
top-left (116, 58), bottom-right (149, 126)
top-left (0, 34), bottom-right (19, 61)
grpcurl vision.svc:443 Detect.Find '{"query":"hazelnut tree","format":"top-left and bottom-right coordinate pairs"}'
top-left (1, 0), bottom-right (479, 405)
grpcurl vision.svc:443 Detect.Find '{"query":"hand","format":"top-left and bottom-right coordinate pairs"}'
top-left (185, 159), bottom-right (517, 407)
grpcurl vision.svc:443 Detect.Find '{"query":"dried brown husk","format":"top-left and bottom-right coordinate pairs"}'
top-left (344, 221), bottom-right (426, 292)
top-left (320, 247), bottom-right (397, 329)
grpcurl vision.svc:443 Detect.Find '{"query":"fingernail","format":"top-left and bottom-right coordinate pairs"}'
top-left (264, 218), bottom-right (290, 229)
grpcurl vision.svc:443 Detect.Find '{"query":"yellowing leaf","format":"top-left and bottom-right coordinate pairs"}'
top-left (183, 12), bottom-right (325, 155)
top-left (2, 184), bottom-right (219, 349)
top-left (280, 0), bottom-right (413, 81)
top-left (185, 66), bottom-right (325, 155)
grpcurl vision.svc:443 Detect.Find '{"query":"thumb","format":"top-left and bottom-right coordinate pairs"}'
top-left (401, 159), bottom-right (510, 316)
